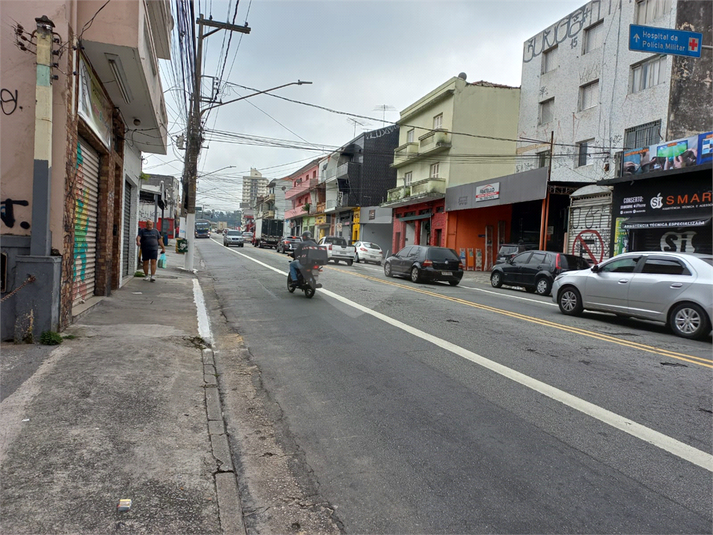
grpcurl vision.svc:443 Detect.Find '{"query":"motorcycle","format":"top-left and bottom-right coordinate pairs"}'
top-left (287, 260), bottom-right (323, 299)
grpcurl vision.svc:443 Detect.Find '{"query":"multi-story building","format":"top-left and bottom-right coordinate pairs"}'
top-left (284, 159), bottom-right (322, 237)
top-left (1, 0), bottom-right (171, 341)
top-left (254, 177), bottom-right (292, 236)
top-left (139, 174), bottom-right (180, 239)
top-left (383, 75), bottom-right (521, 269)
top-left (319, 125), bottom-right (399, 243)
top-left (241, 168), bottom-right (268, 209)
top-left (516, 0), bottom-right (712, 261)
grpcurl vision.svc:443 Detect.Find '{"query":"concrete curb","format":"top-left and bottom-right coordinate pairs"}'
top-left (203, 347), bottom-right (246, 535)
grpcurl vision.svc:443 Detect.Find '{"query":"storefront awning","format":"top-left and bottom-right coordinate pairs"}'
top-left (621, 214), bottom-right (711, 229)
top-left (398, 213), bottom-right (432, 222)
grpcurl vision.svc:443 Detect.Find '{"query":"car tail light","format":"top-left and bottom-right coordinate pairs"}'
top-left (458, 262), bottom-right (464, 270)
top-left (422, 260), bottom-right (433, 267)
top-left (555, 254), bottom-right (561, 271)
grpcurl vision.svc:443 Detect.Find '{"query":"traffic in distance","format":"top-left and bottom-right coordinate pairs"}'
top-left (209, 228), bottom-right (713, 341)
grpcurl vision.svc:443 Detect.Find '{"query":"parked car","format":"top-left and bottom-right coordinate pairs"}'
top-left (384, 245), bottom-right (464, 286)
top-left (552, 252), bottom-right (713, 340)
top-left (223, 229), bottom-right (244, 247)
top-left (494, 242), bottom-right (538, 265)
top-left (277, 236), bottom-right (302, 254)
top-left (353, 241), bottom-right (383, 265)
top-left (318, 236), bottom-right (356, 265)
top-left (490, 250), bottom-right (590, 296)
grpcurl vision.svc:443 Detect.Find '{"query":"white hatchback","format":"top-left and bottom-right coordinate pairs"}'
top-left (551, 252), bottom-right (713, 340)
top-left (353, 241), bottom-right (383, 265)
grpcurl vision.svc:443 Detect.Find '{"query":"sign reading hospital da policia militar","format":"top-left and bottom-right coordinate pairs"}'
top-left (629, 24), bottom-right (702, 57)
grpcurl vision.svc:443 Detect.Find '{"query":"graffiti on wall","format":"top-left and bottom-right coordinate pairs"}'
top-left (73, 143), bottom-right (90, 302)
top-left (523, 1), bottom-right (602, 62)
top-left (1, 88), bottom-right (19, 115)
top-left (569, 203), bottom-right (611, 264)
top-left (1, 199), bottom-right (31, 229)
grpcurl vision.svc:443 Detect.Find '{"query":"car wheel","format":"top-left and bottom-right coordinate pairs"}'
top-left (448, 280), bottom-right (459, 286)
top-left (535, 277), bottom-right (552, 296)
top-left (410, 267), bottom-right (420, 283)
top-left (384, 262), bottom-right (393, 277)
top-left (558, 286), bottom-right (583, 316)
top-left (669, 302), bottom-right (711, 340)
top-left (490, 271), bottom-right (503, 288)
top-left (346, 260), bottom-right (353, 266)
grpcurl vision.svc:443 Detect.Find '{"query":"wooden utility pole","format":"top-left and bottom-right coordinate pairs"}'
top-left (539, 131), bottom-right (554, 250)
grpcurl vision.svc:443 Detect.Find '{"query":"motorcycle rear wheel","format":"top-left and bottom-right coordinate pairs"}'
top-left (304, 286), bottom-right (315, 298)
top-left (287, 275), bottom-right (296, 293)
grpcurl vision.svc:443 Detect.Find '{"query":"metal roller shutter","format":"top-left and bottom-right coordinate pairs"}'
top-left (73, 139), bottom-right (100, 305)
top-left (122, 181), bottom-right (132, 276)
top-left (567, 193), bottom-right (612, 264)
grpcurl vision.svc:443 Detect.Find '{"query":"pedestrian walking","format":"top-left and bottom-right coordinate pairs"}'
top-left (136, 220), bottom-right (165, 282)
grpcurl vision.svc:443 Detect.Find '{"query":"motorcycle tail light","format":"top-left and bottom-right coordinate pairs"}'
top-left (313, 265), bottom-right (319, 269)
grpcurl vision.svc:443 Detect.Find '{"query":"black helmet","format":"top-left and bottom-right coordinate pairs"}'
top-left (301, 230), bottom-right (312, 240)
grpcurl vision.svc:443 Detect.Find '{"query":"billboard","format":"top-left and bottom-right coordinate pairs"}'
top-left (622, 131), bottom-right (712, 176)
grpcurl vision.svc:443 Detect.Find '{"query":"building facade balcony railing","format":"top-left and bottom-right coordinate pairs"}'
top-left (392, 142), bottom-right (419, 166)
top-left (265, 193), bottom-right (275, 203)
top-left (418, 129), bottom-right (451, 154)
top-left (386, 177), bottom-right (446, 202)
top-left (316, 201), bottom-right (326, 213)
top-left (284, 180), bottom-right (310, 200)
top-left (257, 209), bottom-right (275, 219)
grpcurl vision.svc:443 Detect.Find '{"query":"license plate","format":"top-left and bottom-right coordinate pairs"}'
top-left (441, 271), bottom-right (452, 276)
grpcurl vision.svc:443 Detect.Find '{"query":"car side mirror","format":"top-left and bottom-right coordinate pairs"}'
top-left (591, 264), bottom-right (599, 273)
top-left (507, 257), bottom-right (514, 264)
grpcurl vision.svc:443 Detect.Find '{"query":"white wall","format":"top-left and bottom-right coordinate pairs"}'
top-left (517, 0), bottom-right (676, 182)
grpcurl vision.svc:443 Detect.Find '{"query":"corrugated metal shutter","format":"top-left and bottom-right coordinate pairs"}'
top-left (122, 181), bottom-right (132, 276)
top-left (567, 193), bottom-right (612, 264)
top-left (73, 139), bottom-right (100, 306)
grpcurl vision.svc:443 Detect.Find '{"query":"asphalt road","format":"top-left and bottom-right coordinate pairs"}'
top-left (197, 236), bottom-right (713, 534)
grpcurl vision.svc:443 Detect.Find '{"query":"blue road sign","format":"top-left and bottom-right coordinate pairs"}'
top-left (629, 24), bottom-right (702, 58)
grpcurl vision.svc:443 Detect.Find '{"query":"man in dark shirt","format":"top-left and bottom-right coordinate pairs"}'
top-left (289, 231), bottom-right (319, 286)
top-left (136, 219), bottom-right (165, 282)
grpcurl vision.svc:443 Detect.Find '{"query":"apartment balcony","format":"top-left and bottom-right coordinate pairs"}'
top-left (257, 210), bottom-right (275, 219)
top-left (418, 129), bottom-right (452, 155)
top-left (392, 142), bottom-right (419, 167)
top-left (316, 202), bottom-right (326, 213)
top-left (265, 193), bottom-right (275, 203)
top-left (285, 207), bottom-right (306, 220)
top-left (285, 180), bottom-right (310, 200)
top-left (382, 177), bottom-right (446, 208)
top-left (78, 0), bottom-right (171, 154)
top-left (324, 197), bottom-right (349, 213)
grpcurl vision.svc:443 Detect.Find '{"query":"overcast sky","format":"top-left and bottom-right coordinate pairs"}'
top-left (142, 0), bottom-right (588, 212)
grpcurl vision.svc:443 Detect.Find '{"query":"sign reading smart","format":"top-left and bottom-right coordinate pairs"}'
top-left (629, 24), bottom-right (702, 58)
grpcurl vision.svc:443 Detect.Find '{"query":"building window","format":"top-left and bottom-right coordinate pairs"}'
top-left (624, 120), bottom-right (661, 149)
top-left (404, 171), bottom-right (412, 186)
top-left (635, 0), bottom-right (670, 24)
top-left (584, 22), bottom-right (605, 54)
top-left (539, 98), bottom-right (554, 124)
top-left (579, 80), bottom-right (599, 111)
top-left (430, 162), bottom-right (440, 178)
top-left (537, 150), bottom-right (550, 168)
top-left (542, 46), bottom-right (557, 73)
top-left (576, 139), bottom-right (595, 167)
top-left (433, 113), bottom-right (443, 130)
top-left (407, 129), bottom-right (414, 143)
top-left (631, 55), bottom-right (666, 93)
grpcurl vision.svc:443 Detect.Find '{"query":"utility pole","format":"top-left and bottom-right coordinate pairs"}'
top-left (539, 131), bottom-right (554, 250)
top-left (182, 15), bottom-right (250, 271)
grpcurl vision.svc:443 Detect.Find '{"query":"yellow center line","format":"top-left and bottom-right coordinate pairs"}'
top-left (327, 266), bottom-right (713, 369)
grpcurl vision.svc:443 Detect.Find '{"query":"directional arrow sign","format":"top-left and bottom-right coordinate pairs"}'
top-left (629, 24), bottom-right (702, 58)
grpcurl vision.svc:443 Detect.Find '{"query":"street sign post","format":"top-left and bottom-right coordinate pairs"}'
top-left (629, 24), bottom-right (702, 58)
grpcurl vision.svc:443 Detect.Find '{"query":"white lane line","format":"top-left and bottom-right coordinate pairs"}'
top-left (193, 279), bottom-right (213, 345)
top-left (222, 247), bottom-right (713, 472)
top-left (460, 286), bottom-right (559, 307)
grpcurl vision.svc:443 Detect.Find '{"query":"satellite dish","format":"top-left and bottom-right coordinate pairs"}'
top-left (458, 72), bottom-right (467, 81)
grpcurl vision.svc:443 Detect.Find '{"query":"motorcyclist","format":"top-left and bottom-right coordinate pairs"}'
top-left (289, 231), bottom-right (320, 287)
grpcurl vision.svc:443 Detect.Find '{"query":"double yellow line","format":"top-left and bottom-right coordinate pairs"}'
top-left (329, 266), bottom-right (713, 369)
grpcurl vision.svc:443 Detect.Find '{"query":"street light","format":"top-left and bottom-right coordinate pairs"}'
top-left (182, 80), bottom-right (312, 271)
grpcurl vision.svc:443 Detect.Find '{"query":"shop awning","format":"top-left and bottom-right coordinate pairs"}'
top-left (621, 214), bottom-right (711, 229)
top-left (399, 213), bottom-right (432, 222)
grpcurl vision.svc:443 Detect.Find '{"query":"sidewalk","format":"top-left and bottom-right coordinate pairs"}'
top-left (0, 247), bottom-right (244, 535)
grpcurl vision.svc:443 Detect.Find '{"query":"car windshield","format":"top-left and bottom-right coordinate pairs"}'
top-left (227, 230), bottom-right (240, 236)
top-left (361, 242), bottom-right (381, 250)
top-left (427, 248), bottom-right (460, 262)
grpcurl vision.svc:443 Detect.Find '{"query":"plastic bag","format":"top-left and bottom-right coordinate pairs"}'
top-left (158, 252), bottom-right (167, 269)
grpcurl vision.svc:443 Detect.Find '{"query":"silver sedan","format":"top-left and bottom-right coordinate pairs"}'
top-left (551, 252), bottom-right (713, 340)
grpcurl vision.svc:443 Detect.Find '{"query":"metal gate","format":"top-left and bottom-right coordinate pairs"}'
top-left (567, 189), bottom-right (612, 265)
top-left (72, 139), bottom-right (100, 305)
top-left (122, 180), bottom-right (132, 276)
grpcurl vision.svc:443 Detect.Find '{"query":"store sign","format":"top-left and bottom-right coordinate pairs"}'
top-left (475, 182), bottom-right (500, 202)
top-left (622, 131), bottom-right (712, 177)
top-left (78, 56), bottom-right (112, 149)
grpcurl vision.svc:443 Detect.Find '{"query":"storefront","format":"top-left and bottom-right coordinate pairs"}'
top-left (607, 167), bottom-right (712, 256)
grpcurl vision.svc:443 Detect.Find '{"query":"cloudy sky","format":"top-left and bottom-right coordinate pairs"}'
top-left (143, 0), bottom-right (588, 212)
